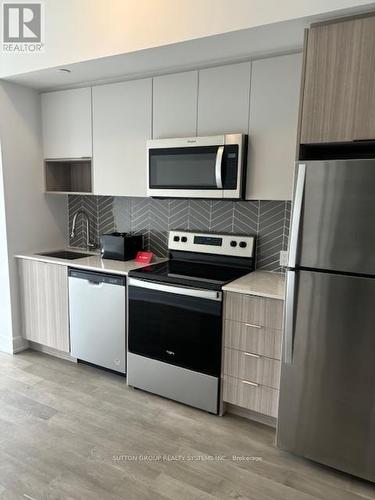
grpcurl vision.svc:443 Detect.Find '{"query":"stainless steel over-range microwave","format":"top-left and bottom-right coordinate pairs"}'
top-left (147, 134), bottom-right (247, 199)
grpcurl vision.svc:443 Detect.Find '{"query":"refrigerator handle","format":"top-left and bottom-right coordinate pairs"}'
top-left (288, 164), bottom-right (306, 268)
top-left (284, 270), bottom-right (296, 364)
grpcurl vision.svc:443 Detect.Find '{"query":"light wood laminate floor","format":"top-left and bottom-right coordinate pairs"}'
top-left (0, 350), bottom-right (374, 500)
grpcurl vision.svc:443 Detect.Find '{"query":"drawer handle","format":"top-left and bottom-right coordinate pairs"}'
top-left (244, 352), bottom-right (260, 359)
top-left (245, 323), bottom-right (262, 329)
top-left (242, 380), bottom-right (259, 387)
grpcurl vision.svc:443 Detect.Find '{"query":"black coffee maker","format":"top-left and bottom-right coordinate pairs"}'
top-left (100, 232), bottom-right (143, 261)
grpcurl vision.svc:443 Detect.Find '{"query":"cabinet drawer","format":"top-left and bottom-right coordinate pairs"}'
top-left (224, 292), bottom-right (283, 330)
top-left (224, 319), bottom-right (282, 360)
top-left (223, 375), bottom-right (279, 417)
top-left (224, 348), bottom-right (281, 389)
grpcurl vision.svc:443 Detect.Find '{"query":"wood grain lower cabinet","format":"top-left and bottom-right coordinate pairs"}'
top-left (222, 291), bottom-right (284, 419)
top-left (224, 291), bottom-right (283, 330)
top-left (224, 319), bottom-right (282, 360)
top-left (18, 259), bottom-right (70, 352)
top-left (223, 375), bottom-right (279, 418)
top-left (224, 348), bottom-right (281, 389)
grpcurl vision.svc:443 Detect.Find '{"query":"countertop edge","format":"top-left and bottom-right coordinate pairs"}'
top-left (222, 270), bottom-right (285, 300)
top-left (15, 254), bottom-right (285, 298)
top-left (14, 252), bottom-right (166, 277)
top-left (221, 287), bottom-right (284, 300)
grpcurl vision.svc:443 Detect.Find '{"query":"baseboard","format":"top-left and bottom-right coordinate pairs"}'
top-left (28, 341), bottom-right (77, 363)
top-left (12, 335), bottom-right (29, 353)
top-left (225, 403), bottom-right (277, 428)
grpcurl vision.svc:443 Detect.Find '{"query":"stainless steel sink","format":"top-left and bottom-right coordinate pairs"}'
top-left (37, 250), bottom-right (92, 260)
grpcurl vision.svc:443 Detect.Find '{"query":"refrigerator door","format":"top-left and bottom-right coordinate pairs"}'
top-left (292, 160), bottom-right (375, 275)
top-left (277, 269), bottom-right (375, 482)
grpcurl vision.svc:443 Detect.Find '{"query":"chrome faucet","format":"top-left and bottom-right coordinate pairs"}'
top-left (70, 210), bottom-right (95, 249)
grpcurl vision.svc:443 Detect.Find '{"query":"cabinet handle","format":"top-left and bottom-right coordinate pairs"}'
top-left (242, 380), bottom-right (259, 387)
top-left (245, 323), bottom-right (262, 329)
top-left (244, 352), bottom-right (260, 359)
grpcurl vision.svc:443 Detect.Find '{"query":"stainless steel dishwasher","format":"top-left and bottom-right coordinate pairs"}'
top-left (68, 268), bottom-right (126, 374)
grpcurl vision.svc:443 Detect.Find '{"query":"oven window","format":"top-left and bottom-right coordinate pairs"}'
top-left (149, 146), bottom-right (219, 189)
top-left (128, 285), bottom-right (222, 376)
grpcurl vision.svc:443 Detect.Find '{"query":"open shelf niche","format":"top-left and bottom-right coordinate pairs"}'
top-left (45, 158), bottom-right (92, 194)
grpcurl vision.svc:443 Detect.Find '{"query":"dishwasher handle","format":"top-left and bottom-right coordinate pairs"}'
top-left (68, 268), bottom-right (125, 286)
top-left (88, 280), bottom-right (104, 287)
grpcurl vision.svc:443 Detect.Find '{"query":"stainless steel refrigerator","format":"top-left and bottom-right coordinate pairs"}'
top-left (277, 159), bottom-right (375, 483)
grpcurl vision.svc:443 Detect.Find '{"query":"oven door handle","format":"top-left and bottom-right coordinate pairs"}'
top-left (215, 146), bottom-right (224, 189)
top-left (129, 278), bottom-right (222, 301)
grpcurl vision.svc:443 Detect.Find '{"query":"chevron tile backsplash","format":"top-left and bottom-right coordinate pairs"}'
top-left (68, 196), bottom-right (291, 272)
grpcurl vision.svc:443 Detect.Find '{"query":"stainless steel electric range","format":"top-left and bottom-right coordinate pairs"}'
top-left (127, 230), bottom-right (255, 414)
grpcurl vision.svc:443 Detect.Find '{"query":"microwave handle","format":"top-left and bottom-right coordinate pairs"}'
top-left (215, 146), bottom-right (224, 189)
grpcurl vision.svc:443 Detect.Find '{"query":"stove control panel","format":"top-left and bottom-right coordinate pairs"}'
top-left (168, 231), bottom-right (255, 258)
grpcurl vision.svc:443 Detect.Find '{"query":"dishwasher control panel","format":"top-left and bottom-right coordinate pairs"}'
top-left (68, 268), bottom-right (125, 286)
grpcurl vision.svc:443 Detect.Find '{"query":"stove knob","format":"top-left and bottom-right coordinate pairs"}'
top-left (173, 236), bottom-right (180, 242)
top-left (239, 241), bottom-right (247, 248)
top-left (181, 236), bottom-right (188, 243)
top-left (230, 240), bottom-right (237, 247)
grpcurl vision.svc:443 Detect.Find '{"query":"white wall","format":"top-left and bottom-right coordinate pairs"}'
top-left (1, 0), bottom-right (374, 78)
top-left (0, 81), bottom-right (67, 353)
top-left (0, 152), bottom-right (13, 353)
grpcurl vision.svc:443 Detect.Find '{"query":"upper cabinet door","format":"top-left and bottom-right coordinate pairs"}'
top-left (353, 16), bottom-right (375, 141)
top-left (153, 71), bottom-right (198, 138)
top-left (42, 87), bottom-right (92, 159)
top-left (300, 18), bottom-right (362, 144)
top-left (92, 78), bottom-right (152, 197)
top-left (197, 62), bottom-right (251, 136)
top-left (246, 54), bottom-right (302, 200)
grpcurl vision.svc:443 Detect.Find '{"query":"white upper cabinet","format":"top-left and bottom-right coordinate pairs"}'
top-left (92, 78), bottom-right (152, 197)
top-left (197, 62), bottom-right (251, 136)
top-left (42, 87), bottom-right (92, 159)
top-left (153, 71), bottom-right (198, 138)
top-left (246, 53), bottom-right (302, 200)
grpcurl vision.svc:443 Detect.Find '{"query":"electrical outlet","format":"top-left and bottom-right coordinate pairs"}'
top-left (279, 251), bottom-right (288, 267)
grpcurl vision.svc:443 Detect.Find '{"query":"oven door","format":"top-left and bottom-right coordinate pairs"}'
top-left (128, 278), bottom-right (223, 376)
top-left (147, 134), bottom-right (244, 199)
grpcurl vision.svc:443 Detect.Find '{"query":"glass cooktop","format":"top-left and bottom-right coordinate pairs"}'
top-left (129, 259), bottom-right (252, 291)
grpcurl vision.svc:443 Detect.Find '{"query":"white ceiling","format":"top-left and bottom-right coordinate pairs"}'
top-left (3, 18), bottom-right (310, 92)
top-left (3, 5), bottom-right (373, 93)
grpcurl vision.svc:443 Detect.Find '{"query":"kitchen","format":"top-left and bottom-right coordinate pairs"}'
top-left (1, 2), bottom-right (375, 499)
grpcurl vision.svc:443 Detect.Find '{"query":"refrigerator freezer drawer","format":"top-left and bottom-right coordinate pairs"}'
top-left (224, 292), bottom-right (284, 330)
top-left (223, 375), bottom-right (279, 417)
top-left (224, 348), bottom-right (281, 389)
top-left (224, 319), bottom-right (283, 360)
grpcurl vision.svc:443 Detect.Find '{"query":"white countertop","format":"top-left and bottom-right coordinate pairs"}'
top-left (15, 250), bottom-right (285, 298)
top-left (222, 270), bottom-right (285, 300)
top-left (15, 248), bottom-right (166, 276)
